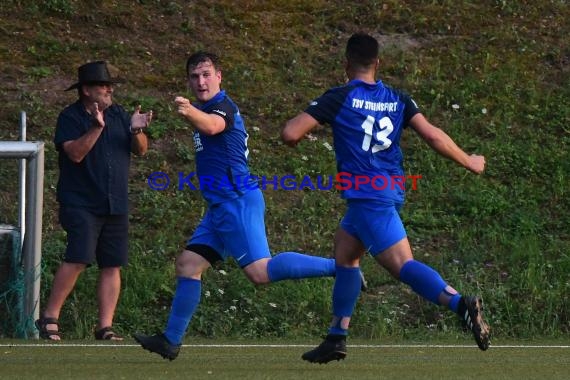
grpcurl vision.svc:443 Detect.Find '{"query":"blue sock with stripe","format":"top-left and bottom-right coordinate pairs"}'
top-left (328, 266), bottom-right (362, 336)
top-left (267, 252), bottom-right (335, 282)
top-left (164, 277), bottom-right (201, 345)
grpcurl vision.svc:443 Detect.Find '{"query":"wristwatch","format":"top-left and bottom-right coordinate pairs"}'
top-left (130, 125), bottom-right (143, 135)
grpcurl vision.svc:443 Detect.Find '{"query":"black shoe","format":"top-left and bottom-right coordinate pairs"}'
top-left (302, 335), bottom-right (347, 364)
top-left (133, 333), bottom-right (181, 361)
top-left (459, 296), bottom-right (490, 351)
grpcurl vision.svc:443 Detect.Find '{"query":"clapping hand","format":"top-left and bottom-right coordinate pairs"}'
top-left (131, 105), bottom-right (153, 131)
top-left (86, 102), bottom-right (105, 128)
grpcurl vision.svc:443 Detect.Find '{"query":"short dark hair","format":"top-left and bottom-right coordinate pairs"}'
top-left (186, 51), bottom-right (221, 75)
top-left (345, 32), bottom-right (379, 68)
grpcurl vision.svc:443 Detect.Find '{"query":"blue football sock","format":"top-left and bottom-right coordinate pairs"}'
top-left (267, 252), bottom-right (335, 282)
top-left (164, 277), bottom-right (201, 345)
top-left (399, 260), bottom-right (448, 306)
top-left (448, 293), bottom-right (462, 313)
top-left (328, 266), bottom-right (361, 336)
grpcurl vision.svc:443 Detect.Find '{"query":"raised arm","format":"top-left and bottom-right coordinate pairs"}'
top-left (175, 96), bottom-right (226, 135)
top-left (130, 105), bottom-right (151, 156)
top-left (131, 130), bottom-right (148, 156)
top-left (61, 102), bottom-right (106, 163)
top-left (409, 113), bottom-right (485, 174)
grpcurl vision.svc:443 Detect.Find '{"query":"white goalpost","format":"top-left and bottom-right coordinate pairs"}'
top-left (0, 111), bottom-right (44, 338)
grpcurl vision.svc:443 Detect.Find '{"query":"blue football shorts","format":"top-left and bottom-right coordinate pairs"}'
top-left (340, 199), bottom-right (407, 257)
top-left (186, 188), bottom-right (271, 267)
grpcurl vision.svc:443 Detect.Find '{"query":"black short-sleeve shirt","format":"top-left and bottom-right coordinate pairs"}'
top-left (54, 101), bottom-right (132, 215)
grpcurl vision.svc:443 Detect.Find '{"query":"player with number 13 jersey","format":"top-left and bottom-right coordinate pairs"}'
top-left (305, 80), bottom-right (419, 205)
top-left (282, 33), bottom-right (489, 363)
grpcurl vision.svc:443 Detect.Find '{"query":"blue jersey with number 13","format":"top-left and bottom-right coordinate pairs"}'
top-left (304, 79), bottom-right (420, 205)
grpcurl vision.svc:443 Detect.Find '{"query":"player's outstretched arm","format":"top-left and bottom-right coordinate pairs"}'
top-left (281, 112), bottom-right (320, 147)
top-left (409, 113), bottom-right (485, 174)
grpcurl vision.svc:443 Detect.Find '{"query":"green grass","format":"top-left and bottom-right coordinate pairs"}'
top-left (0, 1), bottom-right (569, 340)
top-left (1, 339), bottom-right (569, 380)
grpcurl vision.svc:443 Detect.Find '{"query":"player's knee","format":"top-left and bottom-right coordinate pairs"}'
top-left (175, 250), bottom-right (209, 278)
top-left (243, 260), bottom-right (271, 285)
top-left (246, 272), bottom-right (270, 285)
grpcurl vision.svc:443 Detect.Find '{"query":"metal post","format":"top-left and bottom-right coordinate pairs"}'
top-left (18, 111), bottom-right (27, 253)
top-left (22, 143), bottom-right (43, 338)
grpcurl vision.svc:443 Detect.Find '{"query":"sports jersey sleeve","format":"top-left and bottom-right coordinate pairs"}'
top-left (304, 86), bottom-right (350, 125)
top-left (398, 91), bottom-right (420, 127)
top-left (203, 99), bottom-right (235, 131)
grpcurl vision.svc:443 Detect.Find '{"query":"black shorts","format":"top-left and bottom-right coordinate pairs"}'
top-left (59, 206), bottom-right (129, 268)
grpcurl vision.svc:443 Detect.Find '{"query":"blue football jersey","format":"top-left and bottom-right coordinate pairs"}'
top-left (305, 79), bottom-right (420, 204)
top-left (192, 90), bottom-right (257, 204)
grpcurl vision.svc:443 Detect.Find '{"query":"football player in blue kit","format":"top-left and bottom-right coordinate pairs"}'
top-left (134, 51), bottom-right (359, 360)
top-left (282, 32), bottom-right (490, 363)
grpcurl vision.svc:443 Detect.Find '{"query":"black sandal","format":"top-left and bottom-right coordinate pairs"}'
top-left (95, 326), bottom-right (124, 341)
top-left (35, 317), bottom-right (61, 340)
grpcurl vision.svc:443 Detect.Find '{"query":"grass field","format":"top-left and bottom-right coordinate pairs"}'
top-left (0, 0), bottom-right (568, 354)
top-left (1, 339), bottom-right (568, 380)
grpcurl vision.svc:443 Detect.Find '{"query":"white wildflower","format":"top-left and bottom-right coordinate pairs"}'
top-left (481, 108), bottom-right (488, 114)
top-left (452, 104), bottom-right (460, 110)
top-left (322, 142), bottom-right (333, 151)
top-left (218, 288), bottom-right (224, 295)
top-left (218, 269), bottom-right (227, 276)
top-left (269, 302), bottom-right (277, 308)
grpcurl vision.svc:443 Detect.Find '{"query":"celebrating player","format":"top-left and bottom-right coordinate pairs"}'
top-left (282, 32), bottom-right (490, 363)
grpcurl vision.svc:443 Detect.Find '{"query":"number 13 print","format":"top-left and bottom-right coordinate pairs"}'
top-left (361, 115), bottom-right (394, 153)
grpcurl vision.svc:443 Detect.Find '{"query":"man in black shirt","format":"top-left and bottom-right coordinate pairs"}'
top-left (35, 61), bottom-right (151, 340)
